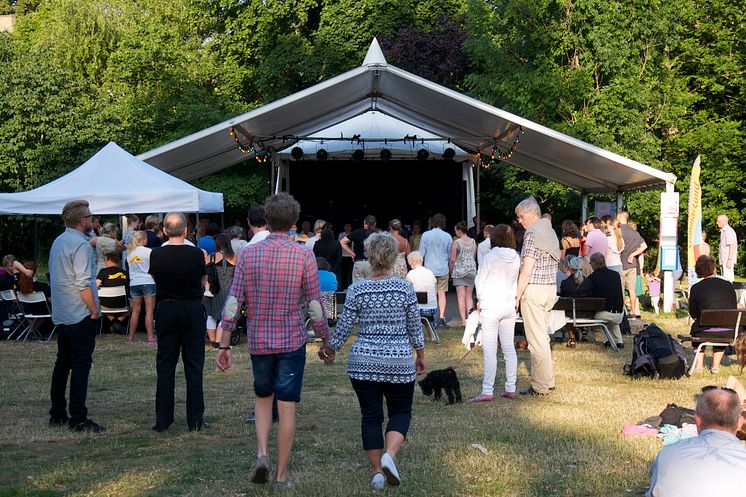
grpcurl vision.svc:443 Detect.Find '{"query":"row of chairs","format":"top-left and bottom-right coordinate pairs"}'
top-left (1, 286), bottom-right (130, 343)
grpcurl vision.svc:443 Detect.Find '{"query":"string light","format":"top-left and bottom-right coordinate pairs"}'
top-left (479, 127), bottom-right (524, 169)
top-left (229, 127), bottom-right (272, 163)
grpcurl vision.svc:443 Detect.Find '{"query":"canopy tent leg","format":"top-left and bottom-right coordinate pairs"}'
top-left (616, 191), bottom-right (623, 215)
top-left (474, 161), bottom-right (480, 232)
top-left (463, 161), bottom-right (476, 230)
top-left (195, 212), bottom-right (200, 249)
top-left (581, 193), bottom-right (588, 221)
top-left (33, 216), bottom-right (38, 262)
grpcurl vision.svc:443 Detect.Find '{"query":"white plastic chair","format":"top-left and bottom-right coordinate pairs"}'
top-left (1, 289), bottom-right (27, 338)
top-left (97, 286), bottom-right (130, 335)
top-left (16, 291), bottom-right (56, 342)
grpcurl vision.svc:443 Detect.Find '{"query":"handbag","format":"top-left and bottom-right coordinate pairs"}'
top-left (205, 254), bottom-right (221, 294)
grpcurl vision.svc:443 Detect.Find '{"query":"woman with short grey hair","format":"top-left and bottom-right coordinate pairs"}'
top-left (95, 222), bottom-right (121, 273)
top-left (321, 232), bottom-right (425, 490)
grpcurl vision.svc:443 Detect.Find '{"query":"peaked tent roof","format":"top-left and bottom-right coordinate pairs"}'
top-left (139, 38), bottom-right (676, 193)
top-left (0, 142), bottom-right (224, 215)
top-left (275, 111), bottom-right (472, 161)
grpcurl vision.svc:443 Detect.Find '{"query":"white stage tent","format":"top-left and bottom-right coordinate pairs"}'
top-left (0, 142), bottom-right (224, 215)
top-left (138, 38), bottom-right (677, 196)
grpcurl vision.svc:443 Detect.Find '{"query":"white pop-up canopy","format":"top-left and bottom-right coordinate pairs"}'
top-left (0, 142), bottom-right (224, 215)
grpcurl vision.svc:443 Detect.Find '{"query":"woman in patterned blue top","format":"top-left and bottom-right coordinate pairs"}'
top-left (321, 232), bottom-right (425, 489)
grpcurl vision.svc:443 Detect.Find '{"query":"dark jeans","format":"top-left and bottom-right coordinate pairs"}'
top-left (49, 317), bottom-right (97, 425)
top-left (350, 379), bottom-right (415, 451)
top-left (340, 257), bottom-right (354, 291)
top-left (154, 300), bottom-right (206, 430)
top-left (250, 345), bottom-right (306, 402)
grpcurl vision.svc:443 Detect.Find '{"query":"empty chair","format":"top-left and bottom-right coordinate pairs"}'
top-left (16, 291), bottom-right (56, 342)
top-left (1, 289), bottom-right (27, 339)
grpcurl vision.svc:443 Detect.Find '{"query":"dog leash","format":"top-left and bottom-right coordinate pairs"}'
top-left (455, 345), bottom-right (478, 364)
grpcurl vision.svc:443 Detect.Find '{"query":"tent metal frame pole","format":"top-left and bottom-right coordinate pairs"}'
top-left (616, 191), bottom-right (624, 214)
top-left (33, 216), bottom-right (38, 262)
top-left (581, 193), bottom-right (588, 221)
top-left (196, 212), bottom-right (200, 249)
top-left (475, 161), bottom-right (480, 232)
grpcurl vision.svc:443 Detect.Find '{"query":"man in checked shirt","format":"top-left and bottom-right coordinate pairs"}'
top-left (216, 193), bottom-right (330, 490)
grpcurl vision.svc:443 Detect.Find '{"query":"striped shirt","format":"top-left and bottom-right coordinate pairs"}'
top-left (521, 232), bottom-right (558, 285)
top-left (220, 231), bottom-right (329, 355)
top-left (329, 277), bottom-right (424, 383)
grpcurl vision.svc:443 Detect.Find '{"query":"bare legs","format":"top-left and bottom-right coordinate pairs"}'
top-left (455, 285), bottom-right (474, 326)
top-left (254, 396), bottom-right (296, 483)
top-left (437, 289), bottom-right (447, 321)
top-left (364, 431), bottom-right (405, 474)
top-left (143, 295), bottom-right (155, 340)
top-left (694, 347), bottom-right (726, 371)
top-left (127, 297), bottom-right (142, 340)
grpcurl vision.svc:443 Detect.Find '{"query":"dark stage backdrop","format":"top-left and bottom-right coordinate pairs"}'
top-left (288, 160), bottom-right (466, 233)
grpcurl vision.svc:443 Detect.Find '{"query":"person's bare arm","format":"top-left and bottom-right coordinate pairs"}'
top-left (449, 240), bottom-right (458, 274)
top-left (340, 236), bottom-right (355, 259)
top-left (727, 244), bottom-right (737, 269)
top-left (627, 242), bottom-right (647, 264)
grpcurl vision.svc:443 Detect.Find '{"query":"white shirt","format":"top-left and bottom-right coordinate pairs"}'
top-left (161, 239), bottom-right (195, 247)
top-left (305, 234), bottom-right (320, 251)
top-left (127, 245), bottom-right (155, 286)
top-left (475, 247), bottom-right (520, 311)
top-left (248, 229), bottom-right (269, 246)
top-left (477, 238), bottom-right (492, 266)
top-left (406, 266), bottom-right (437, 308)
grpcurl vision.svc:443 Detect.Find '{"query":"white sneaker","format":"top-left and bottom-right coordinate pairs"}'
top-left (381, 453), bottom-right (401, 486)
top-left (370, 472), bottom-right (385, 490)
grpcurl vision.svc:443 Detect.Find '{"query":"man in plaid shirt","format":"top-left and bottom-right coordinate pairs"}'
top-left (514, 197), bottom-right (560, 396)
top-left (217, 193), bottom-right (329, 489)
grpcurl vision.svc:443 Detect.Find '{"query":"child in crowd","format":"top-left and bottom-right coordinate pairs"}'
top-left (316, 257), bottom-right (338, 293)
top-left (96, 252), bottom-right (129, 333)
top-left (647, 273), bottom-right (661, 314)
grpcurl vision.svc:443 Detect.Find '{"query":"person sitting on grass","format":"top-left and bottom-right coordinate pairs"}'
top-left (95, 252), bottom-right (129, 334)
top-left (646, 387), bottom-right (746, 497)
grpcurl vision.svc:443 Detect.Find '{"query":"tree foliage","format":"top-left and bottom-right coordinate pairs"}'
top-left (0, 0), bottom-right (743, 273)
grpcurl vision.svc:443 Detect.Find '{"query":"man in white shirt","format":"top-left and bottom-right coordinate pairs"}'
top-left (647, 387), bottom-right (746, 497)
top-left (477, 225), bottom-right (495, 266)
top-left (405, 251), bottom-right (437, 310)
top-left (717, 214), bottom-right (738, 282)
top-left (247, 204), bottom-right (269, 246)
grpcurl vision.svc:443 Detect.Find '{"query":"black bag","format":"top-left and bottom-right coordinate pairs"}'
top-left (659, 403), bottom-right (696, 427)
top-left (205, 254), bottom-right (221, 294)
top-left (624, 324), bottom-right (688, 379)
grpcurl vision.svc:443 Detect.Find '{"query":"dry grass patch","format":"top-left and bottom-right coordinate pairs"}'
top-left (0, 313), bottom-right (740, 496)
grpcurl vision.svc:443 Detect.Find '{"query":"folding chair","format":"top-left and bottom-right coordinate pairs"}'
top-left (305, 291), bottom-right (344, 339)
top-left (416, 291), bottom-right (439, 344)
top-left (16, 291), bottom-right (56, 342)
top-left (97, 286), bottom-right (130, 335)
top-left (679, 309), bottom-right (746, 376)
top-left (554, 297), bottom-right (618, 351)
top-left (1, 289), bottom-right (27, 339)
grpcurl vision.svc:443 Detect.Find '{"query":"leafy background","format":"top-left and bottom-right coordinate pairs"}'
top-left (0, 0), bottom-right (743, 273)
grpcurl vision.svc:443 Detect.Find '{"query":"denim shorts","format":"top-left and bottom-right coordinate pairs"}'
top-left (250, 345), bottom-right (306, 402)
top-left (130, 284), bottom-right (157, 298)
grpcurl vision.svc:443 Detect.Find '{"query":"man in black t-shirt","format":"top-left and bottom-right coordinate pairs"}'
top-left (579, 253), bottom-right (625, 348)
top-left (148, 212), bottom-right (208, 432)
top-left (95, 252), bottom-right (129, 333)
top-left (340, 214), bottom-right (377, 283)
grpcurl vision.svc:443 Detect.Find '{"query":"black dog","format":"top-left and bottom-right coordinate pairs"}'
top-left (418, 367), bottom-right (462, 404)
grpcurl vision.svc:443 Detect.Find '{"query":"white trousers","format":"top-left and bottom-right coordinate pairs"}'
top-left (722, 266), bottom-right (735, 282)
top-left (480, 308), bottom-right (517, 395)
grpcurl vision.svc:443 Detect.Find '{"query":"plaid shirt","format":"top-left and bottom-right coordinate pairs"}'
top-left (521, 232), bottom-right (558, 285)
top-left (221, 232), bottom-right (329, 355)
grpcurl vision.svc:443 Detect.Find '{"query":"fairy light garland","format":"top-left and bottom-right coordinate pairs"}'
top-left (229, 127), bottom-right (272, 163)
top-left (479, 127), bottom-right (524, 169)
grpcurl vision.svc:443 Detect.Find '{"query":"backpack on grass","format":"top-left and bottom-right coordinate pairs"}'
top-left (624, 324), bottom-right (688, 379)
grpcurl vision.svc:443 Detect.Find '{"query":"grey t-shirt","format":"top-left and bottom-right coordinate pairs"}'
top-left (620, 224), bottom-right (644, 270)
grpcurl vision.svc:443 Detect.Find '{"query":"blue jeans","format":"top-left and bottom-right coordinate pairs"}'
top-left (251, 346), bottom-right (306, 402)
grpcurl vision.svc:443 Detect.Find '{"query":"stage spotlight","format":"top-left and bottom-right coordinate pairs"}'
top-left (417, 148), bottom-right (429, 160)
top-left (442, 147), bottom-right (455, 160)
top-left (352, 149), bottom-right (365, 162)
top-left (380, 148), bottom-right (392, 161)
top-left (291, 147), bottom-right (304, 160)
top-left (316, 149), bottom-right (328, 161)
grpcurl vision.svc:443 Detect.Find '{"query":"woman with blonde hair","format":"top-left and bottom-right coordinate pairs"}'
top-left (125, 231), bottom-right (156, 344)
top-left (321, 232), bottom-right (425, 489)
top-left (605, 219), bottom-right (625, 275)
top-left (389, 219), bottom-right (411, 278)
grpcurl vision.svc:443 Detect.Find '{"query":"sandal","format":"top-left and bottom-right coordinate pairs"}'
top-left (147, 337), bottom-right (157, 345)
top-left (467, 394), bottom-right (495, 403)
top-left (566, 339), bottom-right (576, 348)
top-left (124, 336), bottom-right (134, 344)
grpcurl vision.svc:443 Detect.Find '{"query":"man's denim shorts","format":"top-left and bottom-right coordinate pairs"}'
top-left (250, 345), bottom-right (306, 402)
top-left (130, 284), bottom-right (157, 298)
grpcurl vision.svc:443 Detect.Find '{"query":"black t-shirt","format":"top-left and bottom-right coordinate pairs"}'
top-left (579, 268), bottom-right (624, 312)
top-left (96, 266), bottom-right (129, 307)
top-left (146, 230), bottom-right (162, 248)
top-left (560, 277), bottom-right (592, 298)
top-left (689, 277), bottom-right (737, 335)
top-left (314, 238), bottom-right (343, 274)
top-left (0, 270), bottom-right (15, 291)
top-left (347, 228), bottom-right (370, 260)
top-left (149, 245), bottom-right (206, 300)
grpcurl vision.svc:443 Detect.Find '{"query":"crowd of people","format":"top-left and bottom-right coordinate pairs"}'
top-left (1, 192), bottom-right (744, 493)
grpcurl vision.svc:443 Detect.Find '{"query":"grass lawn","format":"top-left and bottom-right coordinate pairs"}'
top-left (0, 311), bottom-right (741, 497)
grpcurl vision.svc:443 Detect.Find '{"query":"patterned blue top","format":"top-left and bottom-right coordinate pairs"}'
top-left (329, 277), bottom-right (425, 383)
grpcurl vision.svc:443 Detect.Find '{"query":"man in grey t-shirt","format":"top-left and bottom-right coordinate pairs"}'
top-left (617, 211), bottom-right (646, 318)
